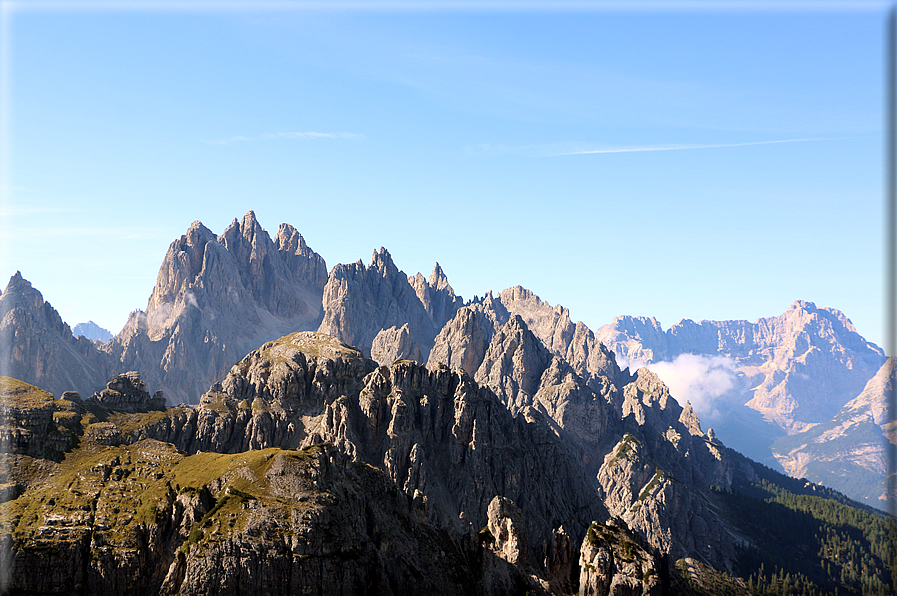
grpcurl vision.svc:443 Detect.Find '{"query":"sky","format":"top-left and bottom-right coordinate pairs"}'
top-left (0, 1), bottom-right (891, 351)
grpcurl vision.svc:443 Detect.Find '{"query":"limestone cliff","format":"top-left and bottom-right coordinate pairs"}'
top-left (318, 250), bottom-right (456, 361)
top-left (596, 300), bottom-right (886, 432)
top-left (103, 211), bottom-right (328, 404)
top-left (771, 356), bottom-right (896, 508)
top-left (0, 273), bottom-right (120, 399)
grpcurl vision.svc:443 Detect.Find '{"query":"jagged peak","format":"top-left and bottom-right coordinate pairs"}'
top-left (274, 222), bottom-right (308, 252)
top-left (370, 247), bottom-right (397, 273)
top-left (2, 272), bottom-right (45, 302)
top-left (182, 220), bottom-right (217, 245)
top-left (240, 210), bottom-right (264, 237)
top-left (429, 262), bottom-right (448, 287)
top-left (6, 270), bottom-right (30, 291)
top-left (790, 299), bottom-right (817, 312)
top-left (218, 210), bottom-right (276, 257)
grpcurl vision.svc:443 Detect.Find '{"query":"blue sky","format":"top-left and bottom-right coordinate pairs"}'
top-left (0, 1), bottom-right (890, 350)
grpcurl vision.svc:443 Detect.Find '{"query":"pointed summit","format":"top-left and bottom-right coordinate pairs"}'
top-left (428, 262), bottom-right (450, 290)
top-left (370, 247), bottom-right (398, 275)
top-left (109, 213), bottom-right (327, 403)
top-left (408, 262), bottom-right (462, 332)
top-left (0, 273), bottom-right (118, 397)
top-left (319, 246), bottom-right (436, 358)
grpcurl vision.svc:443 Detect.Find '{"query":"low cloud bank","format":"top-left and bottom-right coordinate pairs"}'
top-left (647, 354), bottom-right (737, 420)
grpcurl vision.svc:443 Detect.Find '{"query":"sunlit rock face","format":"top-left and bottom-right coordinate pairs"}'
top-left (104, 211), bottom-right (328, 404)
top-left (0, 272), bottom-right (120, 399)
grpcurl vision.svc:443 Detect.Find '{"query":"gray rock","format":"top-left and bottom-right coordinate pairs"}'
top-left (371, 324), bottom-right (422, 366)
top-left (85, 371), bottom-right (165, 413)
top-left (0, 272), bottom-right (120, 399)
top-left (104, 212), bottom-right (328, 404)
top-left (318, 248), bottom-right (438, 360)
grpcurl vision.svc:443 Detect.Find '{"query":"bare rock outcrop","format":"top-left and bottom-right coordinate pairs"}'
top-left (0, 377), bottom-right (82, 460)
top-left (426, 297), bottom-right (508, 375)
top-left (0, 272), bottom-right (120, 399)
top-left (371, 324), bottom-right (422, 366)
top-left (579, 519), bottom-right (662, 596)
top-left (318, 249), bottom-right (455, 361)
top-left (85, 371), bottom-right (166, 413)
top-left (104, 211), bottom-right (328, 404)
top-left (474, 315), bottom-right (554, 414)
top-left (409, 262), bottom-right (463, 331)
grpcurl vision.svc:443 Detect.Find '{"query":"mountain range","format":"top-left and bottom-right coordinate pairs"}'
top-left (0, 211), bottom-right (893, 595)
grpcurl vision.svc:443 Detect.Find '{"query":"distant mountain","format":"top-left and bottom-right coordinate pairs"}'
top-left (0, 272), bottom-right (120, 399)
top-left (2, 211), bottom-right (894, 594)
top-left (71, 320), bottom-right (112, 343)
top-left (593, 302), bottom-right (889, 507)
top-left (771, 356), bottom-right (896, 508)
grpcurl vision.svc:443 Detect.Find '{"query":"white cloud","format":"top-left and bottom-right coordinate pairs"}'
top-left (468, 137), bottom-right (838, 158)
top-left (614, 353), bottom-right (648, 373)
top-left (554, 137), bottom-right (834, 156)
top-left (184, 290), bottom-right (199, 309)
top-left (204, 132), bottom-right (364, 145)
top-left (647, 354), bottom-right (737, 420)
top-left (262, 131), bottom-right (365, 140)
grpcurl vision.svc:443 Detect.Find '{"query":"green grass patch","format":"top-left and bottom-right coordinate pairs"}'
top-left (108, 410), bottom-right (170, 435)
top-left (0, 377), bottom-right (55, 408)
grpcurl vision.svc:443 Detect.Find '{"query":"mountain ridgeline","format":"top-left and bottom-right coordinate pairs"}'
top-left (0, 211), bottom-right (894, 595)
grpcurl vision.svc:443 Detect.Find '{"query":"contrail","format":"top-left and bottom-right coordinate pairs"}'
top-left (557, 137), bottom-right (836, 156)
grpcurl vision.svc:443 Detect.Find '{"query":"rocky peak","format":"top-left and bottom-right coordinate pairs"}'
top-left (0, 273), bottom-right (118, 399)
top-left (319, 248), bottom-right (436, 360)
top-left (410, 262), bottom-right (463, 331)
top-left (427, 306), bottom-right (494, 374)
top-left (475, 315), bottom-right (554, 413)
top-left (274, 223), bottom-right (328, 287)
top-left (371, 324), bottom-right (422, 366)
top-left (428, 262), bottom-right (450, 290)
top-left (370, 247), bottom-right (399, 276)
top-left (148, 220), bottom-right (219, 309)
top-left (105, 214), bottom-right (328, 404)
top-left (85, 371), bottom-right (165, 413)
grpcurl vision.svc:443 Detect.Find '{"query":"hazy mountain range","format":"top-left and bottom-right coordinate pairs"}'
top-left (0, 211), bottom-right (893, 594)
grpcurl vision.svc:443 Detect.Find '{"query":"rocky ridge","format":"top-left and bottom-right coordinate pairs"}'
top-left (0, 331), bottom-right (679, 595)
top-left (770, 356), bottom-right (896, 508)
top-left (0, 273), bottom-right (120, 400)
top-left (102, 211), bottom-right (328, 404)
top-left (318, 249), bottom-right (461, 362)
